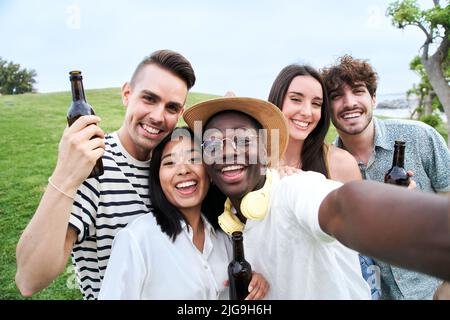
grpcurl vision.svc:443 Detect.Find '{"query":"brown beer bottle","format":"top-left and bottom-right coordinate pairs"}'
top-left (384, 140), bottom-right (409, 186)
top-left (67, 71), bottom-right (104, 178)
top-left (228, 231), bottom-right (252, 300)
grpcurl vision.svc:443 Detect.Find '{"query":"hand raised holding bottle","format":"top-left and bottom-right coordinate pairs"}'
top-left (67, 70), bottom-right (104, 178)
top-left (52, 115), bottom-right (105, 195)
top-left (50, 71), bottom-right (105, 196)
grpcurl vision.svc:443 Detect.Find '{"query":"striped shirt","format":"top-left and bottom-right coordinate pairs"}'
top-left (69, 131), bottom-right (151, 300)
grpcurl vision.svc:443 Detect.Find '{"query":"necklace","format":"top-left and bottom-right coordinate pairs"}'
top-left (351, 149), bottom-right (372, 167)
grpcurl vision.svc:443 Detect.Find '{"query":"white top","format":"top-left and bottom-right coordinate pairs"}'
top-left (98, 213), bottom-right (232, 300)
top-left (242, 170), bottom-right (371, 299)
top-left (69, 132), bottom-right (151, 300)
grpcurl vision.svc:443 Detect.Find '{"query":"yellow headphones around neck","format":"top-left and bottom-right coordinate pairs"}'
top-left (218, 171), bottom-right (273, 236)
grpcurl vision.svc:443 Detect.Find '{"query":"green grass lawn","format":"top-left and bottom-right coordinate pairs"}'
top-left (0, 88), bottom-right (446, 300)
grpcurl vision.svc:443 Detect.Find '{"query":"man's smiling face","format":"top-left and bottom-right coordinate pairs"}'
top-left (202, 111), bottom-right (266, 200)
top-left (329, 82), bottom-right (376, 136)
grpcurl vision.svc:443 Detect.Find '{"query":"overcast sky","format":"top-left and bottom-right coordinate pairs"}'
top-left (0, 0), bottom-right (433, 99)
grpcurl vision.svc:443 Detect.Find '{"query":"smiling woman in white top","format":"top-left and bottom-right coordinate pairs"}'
top-left (99, 127), bottom-right (268, 299)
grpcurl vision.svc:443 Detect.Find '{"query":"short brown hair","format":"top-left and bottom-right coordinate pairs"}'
top-left (321, 55), bottom-right (378, 97)
top-left (130, 49), bottom-right (196, 89)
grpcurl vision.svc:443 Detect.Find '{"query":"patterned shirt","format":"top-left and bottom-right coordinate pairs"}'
top-left (336, 117), bottom-right (450, 299)
top-left (69, 132), bottom-right (151, 300)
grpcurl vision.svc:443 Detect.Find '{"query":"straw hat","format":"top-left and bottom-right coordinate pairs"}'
top-left (183, 96), bottom-right (288, 166)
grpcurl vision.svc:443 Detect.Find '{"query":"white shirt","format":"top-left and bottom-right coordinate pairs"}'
top-left (242, 170), bottom-right (371, 299)
top-left (98, 213), bottom-right (232, 300)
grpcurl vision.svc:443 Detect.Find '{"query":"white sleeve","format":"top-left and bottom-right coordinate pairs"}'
top-left (98, 228), bottom-right (147, 299)
top-left (285, 171), bottom-right (342, 243)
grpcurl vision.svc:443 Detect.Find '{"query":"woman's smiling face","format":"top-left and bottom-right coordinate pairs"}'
top-left (159, 136), bottom-right (209, 214)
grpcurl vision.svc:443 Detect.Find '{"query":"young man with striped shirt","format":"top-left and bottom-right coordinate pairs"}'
top-left (15, 50), bottom-right (196, 299)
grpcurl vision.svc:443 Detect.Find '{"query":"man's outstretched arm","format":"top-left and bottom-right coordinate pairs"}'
top-left (319, 180), bottom-right (450, 281)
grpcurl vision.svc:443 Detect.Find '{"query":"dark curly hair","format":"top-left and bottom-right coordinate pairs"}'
top-left (321, 55), bottom-right (378, 98)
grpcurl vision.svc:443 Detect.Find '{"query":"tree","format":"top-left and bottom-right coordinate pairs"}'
top-left (387, 0), bottom-right (450, 147)
top-left (0, 57), bottom-right (37, 95)
top-left (407, 55), bottom-right (446, 118)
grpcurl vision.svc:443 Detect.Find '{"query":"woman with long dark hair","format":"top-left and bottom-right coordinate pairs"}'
top-left (99, 127), bottom-right (268, 299)
top-left (268, 64), bottom-right (361, 182)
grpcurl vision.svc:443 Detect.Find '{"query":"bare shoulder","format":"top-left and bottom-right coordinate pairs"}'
top-left (328, 145), bottom-right (356, 162)
top-left (327, 145), bottom-right (362, 183)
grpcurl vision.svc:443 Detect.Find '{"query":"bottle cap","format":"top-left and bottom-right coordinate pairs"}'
top-left (69, 70), bottom-right (83, 80)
